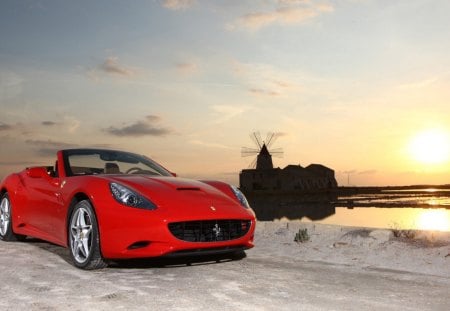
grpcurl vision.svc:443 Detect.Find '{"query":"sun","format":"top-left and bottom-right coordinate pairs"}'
top-left (408, 129), bottom-right (450, 165)
top-left (417, 209), bottom-right (450, 231)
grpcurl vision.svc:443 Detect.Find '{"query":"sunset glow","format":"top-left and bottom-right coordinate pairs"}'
top-left (416, 209), bottom-right (450, 231)
top-left (1, 1), bottom-right (450, 187)
top-left (408, 129), bottom-right (450, 165)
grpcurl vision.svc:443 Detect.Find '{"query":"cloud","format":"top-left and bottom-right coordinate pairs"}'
top-left (24, 139), bottom-right (113, 157)
top-left (232, 60), bottom-right (303, 97)
top-left (88, 57), bottom-right (136, 80)
top-left (145, 115), bottom-right (162, 123)
top-left (0, 122), bottom-right (13, 131)
top-left (0, 122), bottom-right (27, 132)
top-left (277, 0), bottom-right (307, 4)
top-left (40, 117), bottom-right (79, 133)
top-left (25, 139), bottom-right (79, 157)
top-left (228, 1), bottom-right (333, 31)
top-left (64, 116), bottom-right (81, 133)
top-left (162, 0), bottom-right (196, 10)
top-left (210, 105), bottom-right (249, 124)
top-left (249, 88), bottom-right (280, 97)
top-left (100, 57), bottom-right (135, 76)
top-left (189, 140), bottom-right (233, 150)
top-left (105, 115), bottom-right (173, 137)
top-left (175, 62), bottom-right (199, 75)
top-left (42, 121), bottom-right (58, 126)
top-left (0, 122), bottom-right (37, 137)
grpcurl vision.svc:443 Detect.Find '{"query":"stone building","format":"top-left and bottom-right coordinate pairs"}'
top-left (239, 144), bottom-right (338, 192)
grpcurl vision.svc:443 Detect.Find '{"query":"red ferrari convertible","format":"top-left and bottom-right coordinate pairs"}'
top-left (0, 149), bottom-right (255, 269)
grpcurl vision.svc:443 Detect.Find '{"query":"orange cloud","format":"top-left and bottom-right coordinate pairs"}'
top-left (231, 60), bottom-right (303, 97)
top-left (249, 88), bottom-right (280, 97)
top-left (175, 62), bottom-right (199, 75)
top-left (228, 1), bottom-right (333, 31)
top-left (162, 0), bottom-right (196, 10)
top-left (87, 57), bottom-right (136, 81)
top-left (210, 105), bottom-right (249, 124)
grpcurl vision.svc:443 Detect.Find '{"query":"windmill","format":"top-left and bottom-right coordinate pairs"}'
top-left (241, 132), bottom-right (284, 169)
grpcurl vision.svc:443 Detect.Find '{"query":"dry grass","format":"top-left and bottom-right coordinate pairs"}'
top-left (341, 229), bottom-right (373, 239)
top-left (390, 227), bottom-right (450, 248)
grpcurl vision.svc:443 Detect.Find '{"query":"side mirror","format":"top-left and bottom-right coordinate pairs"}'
top-left (171, 172), bottom-right (177, 177)
top-left (27, 167), bottom-right (50, 179)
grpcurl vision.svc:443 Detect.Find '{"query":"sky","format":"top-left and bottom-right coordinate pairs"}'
top-left (1, 0), bottom-right (450, 186)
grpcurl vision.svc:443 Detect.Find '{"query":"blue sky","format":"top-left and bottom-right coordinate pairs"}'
top-left (1, 0), bottom-right (450, 186)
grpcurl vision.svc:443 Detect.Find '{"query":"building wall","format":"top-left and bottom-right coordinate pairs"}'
top-left (240, 164), bottom-right (338, 192)
top-left (240, 168), bottom-right (282, 191)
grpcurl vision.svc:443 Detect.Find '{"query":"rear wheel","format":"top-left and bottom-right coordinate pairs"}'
top-left (68, 200), bottom-right (107, 270)
top-left (0, 193), bottom-right (26, 241)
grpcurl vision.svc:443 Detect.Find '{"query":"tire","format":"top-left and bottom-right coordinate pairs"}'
top-left (0, 193), bottom-right (26, 242)
top-left (68, 200), bottom-right (107, 270)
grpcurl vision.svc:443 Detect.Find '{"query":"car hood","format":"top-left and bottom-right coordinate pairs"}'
top-left (100, 175), bottom-right (249, 219)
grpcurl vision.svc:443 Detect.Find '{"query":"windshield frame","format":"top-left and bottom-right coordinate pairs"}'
top-left (61, 149), bottom-right (172, 177)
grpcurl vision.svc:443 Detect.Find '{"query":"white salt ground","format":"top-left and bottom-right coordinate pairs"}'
top-left (1, 221), bottom-right (449, 310)
top-left (251, 221), bottom-right (450, 277)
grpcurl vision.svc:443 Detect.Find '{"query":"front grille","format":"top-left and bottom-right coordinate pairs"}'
top-left (168, 220), bottom-right (251, 242)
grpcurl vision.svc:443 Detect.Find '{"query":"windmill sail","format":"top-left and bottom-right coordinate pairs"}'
top-left (241, 131), bottom-right (284, 169)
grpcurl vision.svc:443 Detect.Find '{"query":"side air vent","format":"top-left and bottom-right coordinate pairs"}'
top-left (168, 220), bottom-right (251, 242)
top-left (127, 241), bottom-right (151, 250)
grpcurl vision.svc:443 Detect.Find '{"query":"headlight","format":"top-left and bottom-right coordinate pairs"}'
top-left (230, 185), bottom-right (250, 209)
top-left (110, 182), bottom-right (156, 210)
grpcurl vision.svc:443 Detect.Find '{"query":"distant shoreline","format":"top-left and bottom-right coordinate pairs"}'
top-left (337, 184), bottom-right (450, 193)
top-left (244, 184), bottom-right (450, 196)
top-left (244, 185), bottom-right (450, 217)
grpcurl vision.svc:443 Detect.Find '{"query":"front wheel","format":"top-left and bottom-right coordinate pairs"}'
top-left (68, 200), bottom-right (107, 270)
top-left (0, 193), bottom-right (26, 242)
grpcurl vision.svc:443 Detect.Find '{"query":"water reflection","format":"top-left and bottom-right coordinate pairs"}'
top-left (247, 193), bottom-right (335, 221)
top-left (416, 209), bottom-right (450, 231)
top-left (300, 207), bottom-right (450, 232)
top-left (247, 189), bottom-right (450, 231)
top-left (252, 201), bottom-right (335, 221)
top-left (336, 194), bottom-right (450, 208)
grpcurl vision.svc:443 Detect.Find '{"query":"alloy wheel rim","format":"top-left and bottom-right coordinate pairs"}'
top-left (70, 207), bottom-right (93, 264)
top-left (0, 197), bottom-right (10, 236)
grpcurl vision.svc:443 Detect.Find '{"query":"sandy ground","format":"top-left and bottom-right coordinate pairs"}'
top-left (1, 222), bottom-right (449, 310)
top-left (253, 221), bottom-right (450, 277)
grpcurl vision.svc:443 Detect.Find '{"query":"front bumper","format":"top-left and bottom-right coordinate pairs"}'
top-left (94, 197), bottom-right (256, 259)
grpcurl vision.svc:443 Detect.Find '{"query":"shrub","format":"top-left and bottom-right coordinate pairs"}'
top-left (294, 228), bottom-right (310, 243)
top-left (390, 222), bottom-right (416, 239)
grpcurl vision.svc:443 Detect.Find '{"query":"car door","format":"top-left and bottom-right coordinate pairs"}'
top-left (24, 167), bottom-right (64, 241)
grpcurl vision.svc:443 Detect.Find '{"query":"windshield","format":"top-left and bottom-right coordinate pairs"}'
top-left (62, 149), bottom-right (172, 177)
